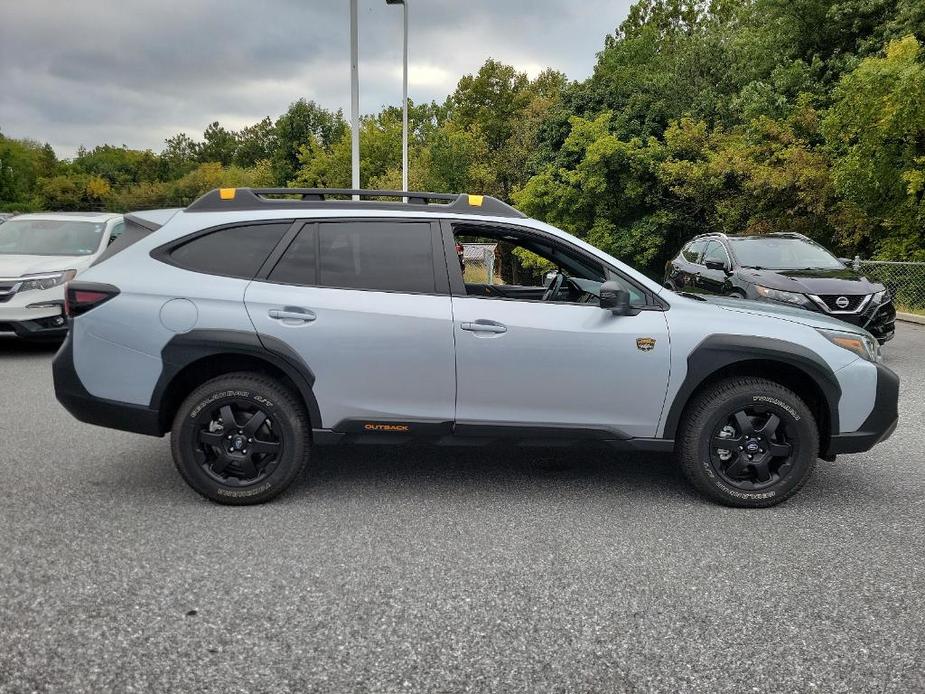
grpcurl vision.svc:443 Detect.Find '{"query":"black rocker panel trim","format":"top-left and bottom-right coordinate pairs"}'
top-left (154, 329), bottom-right (322, 431)
top-left (661, 334), bottom-right (842, 441)
top-left (317, 419), bottom-right (674, 451)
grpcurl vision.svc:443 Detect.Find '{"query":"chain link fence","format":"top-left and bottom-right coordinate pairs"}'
top-left (855, 259), bottom-right (925, 313)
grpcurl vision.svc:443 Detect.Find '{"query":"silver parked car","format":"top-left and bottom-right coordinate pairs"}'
top-left (53, 188), bottom-right (898, 507)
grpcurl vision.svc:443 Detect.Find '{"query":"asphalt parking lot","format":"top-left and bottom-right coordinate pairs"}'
top-left (1, 325), bottom-right (923, 693)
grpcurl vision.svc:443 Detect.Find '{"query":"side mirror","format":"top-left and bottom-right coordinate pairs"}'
top-left (704, 259), bottom-right (728, 272)
top-left (599, 281), bottom-right (638, 316)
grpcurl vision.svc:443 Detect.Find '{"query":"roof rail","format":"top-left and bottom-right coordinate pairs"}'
top-left (185, 187), bottom-right (525, 218)
top-left (692, 232), bottom-right (728, 240)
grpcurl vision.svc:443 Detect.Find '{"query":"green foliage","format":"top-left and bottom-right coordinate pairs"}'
top-left (822, 36), bottom-right (925, 259)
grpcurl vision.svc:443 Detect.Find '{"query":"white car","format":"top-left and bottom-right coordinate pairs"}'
top-left (0, 212), bottom-right (124, 338)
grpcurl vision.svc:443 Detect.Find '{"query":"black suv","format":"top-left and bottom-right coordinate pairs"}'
top-left (664, 233), bottom-right (895, 343)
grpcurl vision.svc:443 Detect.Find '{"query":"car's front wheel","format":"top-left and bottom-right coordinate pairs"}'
top-left (677, 377), bottom-right (818, 507)
top-left (171, 373), bottom-right (310, 505)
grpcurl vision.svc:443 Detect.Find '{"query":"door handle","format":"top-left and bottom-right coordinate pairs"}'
top-left (268, 308), bottom-right (317, 322)
top-left (461, 320), bottom-right (507, 334)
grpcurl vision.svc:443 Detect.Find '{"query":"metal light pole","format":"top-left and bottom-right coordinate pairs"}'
top-left (386, 0), bottom-right (408, 193)
top-left (350, 0), bottom-right (360, 197)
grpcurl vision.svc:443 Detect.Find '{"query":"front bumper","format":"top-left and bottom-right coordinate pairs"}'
top-left (824, 362), bottom-right (899, 456)
top-left (0, 303), bottom-right (68, 338)
top-left (808, 298), bottom-right (896, 344)
top-left (53, 329), bottom-right (164, 436)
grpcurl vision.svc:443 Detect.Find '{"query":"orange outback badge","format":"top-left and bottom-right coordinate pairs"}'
top-left (364, 423), bottom-right (410, 432)
top-left (636, 337), bottom-right (657, 352)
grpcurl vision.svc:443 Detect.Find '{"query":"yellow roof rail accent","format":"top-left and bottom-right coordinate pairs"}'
top-left (467, 194), bottom-right (484, 207)
top-left (219, 188), bottom-right (237, 200)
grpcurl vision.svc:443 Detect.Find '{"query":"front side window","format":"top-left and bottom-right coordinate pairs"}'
top-left (701, 241), bottom-right (729, 267)
top-left (167, 223), bottom-right (290, 279)
top-left (453, 225), bottom-right (646, 306)
top-left (0, 219), bottom-right (107, 256)
top-left (317, 221), bottom-right (435, 293)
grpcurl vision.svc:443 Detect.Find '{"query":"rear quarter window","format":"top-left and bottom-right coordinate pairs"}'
top-left (165, 222), bottom-right (290, 279)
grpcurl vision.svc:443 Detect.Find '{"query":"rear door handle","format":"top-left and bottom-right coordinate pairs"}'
top-left (461, 320), bottom-right (507, 334)
top-left (268, 308), bottom-right (317, 322)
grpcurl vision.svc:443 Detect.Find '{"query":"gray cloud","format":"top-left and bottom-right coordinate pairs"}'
top-left (0, 0), bottom-right (632, 157)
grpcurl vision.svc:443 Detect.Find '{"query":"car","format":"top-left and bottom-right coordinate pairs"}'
top-left (53, 188), bottom-right (899, 508)
top-left (664, 232), bottom-right (896, 343)
top-left (0, 212), bottom-right (124, 339)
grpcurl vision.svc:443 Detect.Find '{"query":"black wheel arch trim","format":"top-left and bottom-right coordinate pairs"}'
top-left (152, 329), bottom-right (322, 432)
top-left (661, 334), bottom-right (842, 441)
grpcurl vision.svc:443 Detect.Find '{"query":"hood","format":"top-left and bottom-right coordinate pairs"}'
top-left (0, 254), bottom-right (94, 278)
top-left (703, 295), bottom-right (869, 335)
top-left (735, 267), bottom-right (883, 295)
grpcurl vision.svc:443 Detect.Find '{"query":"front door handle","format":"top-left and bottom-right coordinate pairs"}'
top-left (268, 308), bottom-right (317, 322)
top-left (461, 320), bottom-right (507, 334)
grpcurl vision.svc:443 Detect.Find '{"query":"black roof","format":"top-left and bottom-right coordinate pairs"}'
top-left (186, 187), bottom-right (525, 218)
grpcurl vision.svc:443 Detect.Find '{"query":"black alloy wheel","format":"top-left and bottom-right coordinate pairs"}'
top-left (710, 406), bottom-right (794, 490)
top-left (194, 399), bottom-right (283, 485)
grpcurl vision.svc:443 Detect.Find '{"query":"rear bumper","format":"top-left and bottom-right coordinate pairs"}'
top-left (53, 330), bottom-right (164, 436)
top-left (825, 362), bottom-right (899, 456)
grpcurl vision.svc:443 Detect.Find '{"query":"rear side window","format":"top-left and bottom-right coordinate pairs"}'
top-left (317, 221), bottom-right (435, 293)
top-left (167, 223), bottom-right (290, 279)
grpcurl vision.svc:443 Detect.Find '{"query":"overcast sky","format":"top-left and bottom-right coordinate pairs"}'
top-left (0, 0), bottom-right (632, 158)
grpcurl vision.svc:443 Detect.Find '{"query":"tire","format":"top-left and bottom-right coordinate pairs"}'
top-left (171, 372), bottom-right (310, 505)
top-left (677, 377), bottom-right (818, 508)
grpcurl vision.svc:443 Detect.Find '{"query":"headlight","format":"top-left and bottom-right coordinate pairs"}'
top-left (19, 270), bottom-right (76, 292)
top-left (817, 328), bottom-right (881, 362)
top-left (755, 285), bottom-right (809, 306)
top-left (872, 289), bottom-right (888, 304)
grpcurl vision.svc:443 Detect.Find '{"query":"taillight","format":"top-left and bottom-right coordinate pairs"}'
top-left (65, 282), bottom-right (120, 317)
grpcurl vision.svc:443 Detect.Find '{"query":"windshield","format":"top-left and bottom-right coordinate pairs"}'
top-left (0, 219), bottom-right (107, 256)
top-left (728, 237), bottom-right (844, 270)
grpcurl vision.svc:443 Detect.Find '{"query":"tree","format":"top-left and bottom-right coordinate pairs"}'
top-left (450, 59), bottom-right (531, 151)
top-left (197, 122), bottom-right (238, 166)
top-left (823, 35), bottom-right (925, 259)
top-left (273, 99), bottom-right (346, 184)
top-left (162, 133), bottom-right (199, 179)
top-left (234, 117), bottom-right (276, 167)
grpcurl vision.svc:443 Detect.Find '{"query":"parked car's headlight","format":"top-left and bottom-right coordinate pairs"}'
top-left (872, 289), bottom-right (888, 304)
top-left (817, 328), bottom-right (881, 362)
top-left (19, 270), bottom-right (76, 292)
top-left (755, 285), bottom-right (809, 306)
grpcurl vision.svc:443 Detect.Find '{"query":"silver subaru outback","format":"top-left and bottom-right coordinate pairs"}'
top-left (53, 188), bottom-right (899, 507)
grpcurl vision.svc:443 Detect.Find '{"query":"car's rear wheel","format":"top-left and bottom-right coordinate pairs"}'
top-left (171, 373), bottom-right (310, 505)
top-left (677, 377), bottom-right (818, 507)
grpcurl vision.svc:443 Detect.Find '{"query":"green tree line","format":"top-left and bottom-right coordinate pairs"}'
top-left (1, 0), bottom-right (923, 272)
